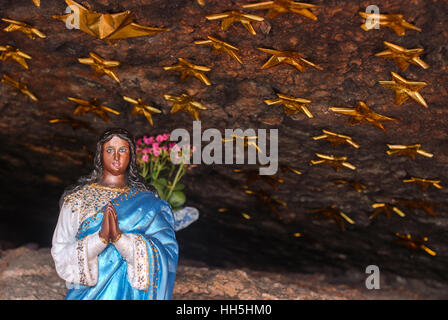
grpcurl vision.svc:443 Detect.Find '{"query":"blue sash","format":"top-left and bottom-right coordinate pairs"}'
top-left (66, 188), bottom-right (178, 300)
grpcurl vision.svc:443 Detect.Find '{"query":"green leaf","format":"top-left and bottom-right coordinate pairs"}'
top-left (168, 191), bottom-right (186, 208)
top-left (173, 183), bottom-right (185, 191)
top-left (151, 181), bottom-right (167, 200)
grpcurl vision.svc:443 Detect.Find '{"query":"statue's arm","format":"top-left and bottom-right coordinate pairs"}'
top-left (51, 201), bottom-right (107, 286)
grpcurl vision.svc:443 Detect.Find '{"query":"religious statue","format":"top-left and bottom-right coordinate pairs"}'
top-left (51, 128), bottom-right (178, 300)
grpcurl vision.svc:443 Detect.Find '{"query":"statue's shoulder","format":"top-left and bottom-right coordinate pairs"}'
top-left (61, 183), bottom-right (93, 210)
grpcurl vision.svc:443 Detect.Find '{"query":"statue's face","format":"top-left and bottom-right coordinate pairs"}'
top-left (102, 135), bottom-right (130, 176)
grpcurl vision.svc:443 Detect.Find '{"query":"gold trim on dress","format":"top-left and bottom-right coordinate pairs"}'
top-left (90, 182), bottom-right (130, 192)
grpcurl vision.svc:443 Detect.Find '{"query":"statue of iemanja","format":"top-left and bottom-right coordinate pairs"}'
top-left (51, 128), bottom-right (178, 300)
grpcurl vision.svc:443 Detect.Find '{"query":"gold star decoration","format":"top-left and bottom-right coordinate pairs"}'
top-left (78, 52), bottom-right (121, 83)
top-left (313, 129), bottom-right (360, 149)
top-left (394, 233), bottom-right (436, 256)
top-left (243, 0), bottom-right (319, 20)
top-left (67, 97), bottom-right (120, 122)
top-left (310, 153), bottom-right (356, 171)
top-left (164, 93), bottom-right (207, 121)
top-left (194, 35), bottom-right (243, 64)
top-left (0, 45), bottom-right (32, 69)
top-left (375, 41), bottom-right (429, 72)
top-left (258, 48), bottom-right (323, 72)
top-left (233, 168), bottom-right (284, 190)
top-left (205, 10), bottom-right (264, 35)
top-left (1, 74), bottom-right (38, 101)
top-left (369, 203), bottom-right (406, 220)
top-left (386, 144), bottom-right (433, 160)
top-left (32, 0), bottom-right (40, 7)
top-left (379, 72), bottom-right (429, 109)
top-left (163, 58), bottom-right (211, 86)
top-left (222, 135), bottom-right (263, 154)
top-left (280, 164), bottom-right (302, 176)
top-left (332, 179), bottom-right (366, 193)
top-left (53, 0), bottom-right (169, 40)
top-left (49, 116), bottom-right (97, 133)
top-left (330, 101), bottom-right (397, 132)
top-left (358, 12), bottom-right (421, 36)
top-left (244, 189), bottom-right (287, 219)
top-left (264, 93), bottom-right (313, 118)
top-left (1, 18), bottom-right (46, 39)
top-left (403, 177), bottom-right (444, 191)
top-left (307, 205), bottom-right (355, 232)
top-left (396, 199), bottom-right (439, 218)
top-left (123, 96), bottom-right (162, 127)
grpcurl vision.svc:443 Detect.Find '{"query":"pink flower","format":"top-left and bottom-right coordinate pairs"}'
top-left (163, 133), bottom-right (170, 140)
top-left (136, 148), bottom-right (143, 154)
top-left (156, 134), bottom-right (165, 143)
top-left (142, 154), bottom-right (149, 162)
top-left (136, 138), bottom-right (142, 145)
top-left (169, 142), bottom-right (177, 150)
top-left (143, 148), bottom-right (152, 154)
top-left (143, 136), bottom-right (154, 145)
top-left (153, 148), bottom-right (161, 157)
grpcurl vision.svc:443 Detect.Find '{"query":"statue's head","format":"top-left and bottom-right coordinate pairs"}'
top-left (93, 127), bottom-right (137, 183)
top-left (60, 127), bottom-right (156, 209)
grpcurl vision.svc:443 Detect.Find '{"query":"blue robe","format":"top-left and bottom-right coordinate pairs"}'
top-left (66, 188), bottom-right (178, 300)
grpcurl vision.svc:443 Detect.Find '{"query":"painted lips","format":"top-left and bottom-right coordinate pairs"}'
top-left (112, 161), bottom-right (121, 168)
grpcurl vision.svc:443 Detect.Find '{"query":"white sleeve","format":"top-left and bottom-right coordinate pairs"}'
top-left (114, 233), bottom-right (149, 290)
top-left (51, 201), bottom-right (108, 287)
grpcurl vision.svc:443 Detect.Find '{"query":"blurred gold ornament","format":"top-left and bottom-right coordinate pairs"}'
top-left (222, 135), bottom-right (263, 154)
top-left (375, 41), bottom-right (429, 72)
top-left (205, 10), bottom-right (264, 35)
top-left (33, 0), bottom-right (40, 7)
top-left (293, 232), bottom-right (302, 237)
top-left (264, 93), bottom-right (313, 118)
top-left (386, 144), bottom-right (433, 160)
top-left (333, 179), bottom-right (366, 193)
top-left (379, 72), bottom-right (428, 109)
top-left (1, 18), bottom-right (46, 39)
top-left (369, 203), bottom-right (406, 220)
top-left (49, 116), bottom-right (97, 133)
top-left (164, 93), bottom-right (207, 121)
top-left (217, 208), bottom-right (228, 213)
top-left (53, 0), bottom-right (168, 40)
top-left (396, 199), bottom-right (439, 218)
top-left (243, 0), bottom-right (318, 20)
top-left (0, 45), bottom-right (32, 69)
top-left (123, 96), bottom-right (162, 127)
top-left (1, 74), bottom-right (37, 101)
top-left (258, 48), bottom-right (323, 72)
top-left (310, 153), bottom-right (356, 171)
top-left (197, 0), bottom-right (205, 6)
top-left (245, 189), bottom-right (287, 219)
top-left (241, 212), bottom-right (251, 220)
top-left (163, 58), bottom-right (211, 86)
top-left (78, 52), bottom-right (120, 83)
top-left (313, 129), bottom-right (360, 149)
top-left (359, 12), bottom-right (421, 36)
top-left (394, 233), bottom-right (436, 256)
top-left (67, 97), bottom-right (120, 122)
top-left (403, 177), bottom-right (443, 191)
top-left (307, 205), bottom-right (355, 232)
top-left (233, 168), bottom-right (283, 190)
top-left (280, 165), bottom-right (302, 175)
top-left (194, 36), bottom-right (243, 64)
top-left (330, 101), bottom-right (397, 132)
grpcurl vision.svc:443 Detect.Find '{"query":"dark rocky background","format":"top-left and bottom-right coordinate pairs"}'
top-left (0, 0), bottom-right (447, 296)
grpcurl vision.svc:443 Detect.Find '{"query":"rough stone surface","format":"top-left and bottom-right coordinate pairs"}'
top-left (0, 0), bottom-right (448, 293)
top-left (1, 247), bottom-right (446, 300)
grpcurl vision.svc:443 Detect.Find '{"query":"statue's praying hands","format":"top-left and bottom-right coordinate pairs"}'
top-left (99, 201), bottom-right (122, 243)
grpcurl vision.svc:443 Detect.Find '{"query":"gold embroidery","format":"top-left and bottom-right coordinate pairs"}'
top-left (64, 183), bottom-right (126, 223)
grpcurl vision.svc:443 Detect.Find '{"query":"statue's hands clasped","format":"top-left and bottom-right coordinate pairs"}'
top-left (99, 201), bottom-right (122, 244)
